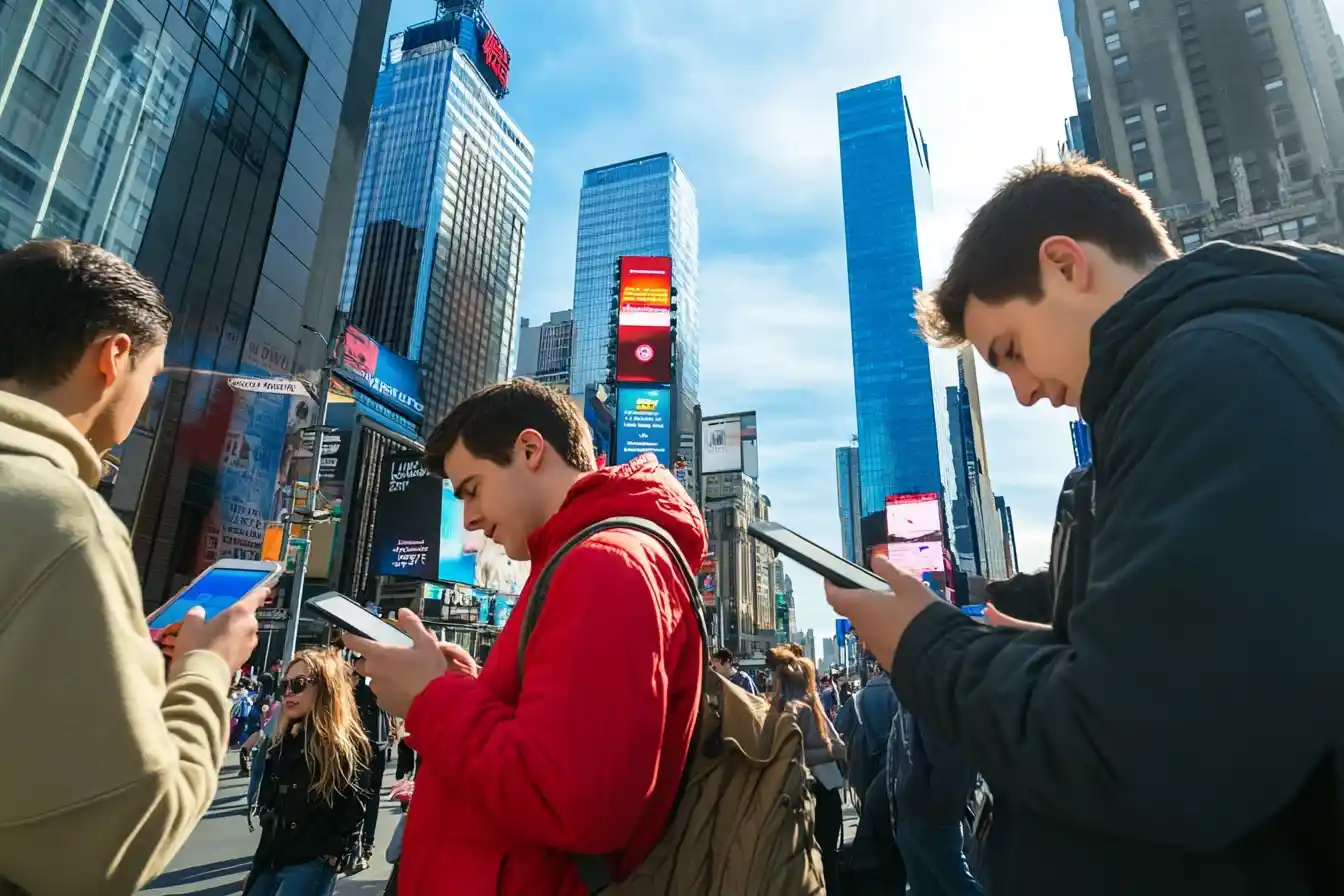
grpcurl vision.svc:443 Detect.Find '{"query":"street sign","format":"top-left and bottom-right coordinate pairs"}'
top-left (227, 376), bottom-right (309, 396)
top-left (256, 607), bottom-right (289, 631)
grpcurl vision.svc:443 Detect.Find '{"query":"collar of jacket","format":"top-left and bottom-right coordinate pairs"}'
top-left (0, 390), bottom-right (103, 487)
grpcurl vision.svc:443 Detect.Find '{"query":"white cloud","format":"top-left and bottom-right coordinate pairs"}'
top-left (496, 0), bottom-right (1087, 637)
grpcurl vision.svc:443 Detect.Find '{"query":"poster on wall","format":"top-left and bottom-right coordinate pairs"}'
top-left (615, 386), bottom-right (672, 465)
top-left (615, 256), bottom-right (673, 384)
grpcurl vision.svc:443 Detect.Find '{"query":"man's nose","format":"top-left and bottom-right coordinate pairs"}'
top-left (1014, 380), bottom-right (1042, 407)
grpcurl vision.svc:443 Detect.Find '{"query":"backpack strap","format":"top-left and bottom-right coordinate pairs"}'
top-left (513, 516), bottom-right (709, 895)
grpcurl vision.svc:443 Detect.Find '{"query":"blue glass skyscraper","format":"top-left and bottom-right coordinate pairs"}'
top-left (569, 154), bottom-right (700, 422)
top-left (1059, 0), bottom-right (1101, 161)
top-left (834, 440), bottom-right (862, 564)
top-left (838, 76), bottom-right (941, 517)
top-left (339, 3), bottom-right (533, 429)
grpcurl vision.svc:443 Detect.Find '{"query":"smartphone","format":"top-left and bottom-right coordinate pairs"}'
top-left (147, 559), bottom-right (282, 637)
top-left (306, 591), bottom-right (414, 648)
top-left (746, 521), bottom-right (890, 591)
top-left (961, 603), bottom-right (989, 625)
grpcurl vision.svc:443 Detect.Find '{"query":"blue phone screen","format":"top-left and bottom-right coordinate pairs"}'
top-left (151, 568), bottom-right (274, 628)
top-left (961, 603), bottom-right (987, 617)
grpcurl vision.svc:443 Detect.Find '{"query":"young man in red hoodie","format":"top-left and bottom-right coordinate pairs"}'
top-left (347, 379), bottom-right (706, 894)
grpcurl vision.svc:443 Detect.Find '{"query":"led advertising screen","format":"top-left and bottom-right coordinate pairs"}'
top-left (701, 416), bottom-right (742, 474)
top-left (615, 385), bottom-right (672, 465)
top-left (339, 325), bottom-right (425, 422)
top-left (883, 492), bottom-right (945, 574)
top-left (371, 451), bottom-right (530, 590)
top-left (615, 256), bottom-right (673, 384)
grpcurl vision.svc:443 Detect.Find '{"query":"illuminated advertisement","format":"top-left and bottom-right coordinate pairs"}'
top-left (698, 557), bottom-right (717, 608)
top-left (616, 385), bottom-right (672, 465)
top-left (480, 29), bottom-right (510, 92)
top-left (616, 256), bottom-right (673, 384)
top-left (371, 451), bottom-right (530, 589)
top-left (338, 325), bottom-right (424, 422)
top-left (883, 492), bottom-right (945, 574)
top-left (701, 412), bottom-right (758, 477)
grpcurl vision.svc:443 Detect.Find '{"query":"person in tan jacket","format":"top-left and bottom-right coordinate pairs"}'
top-left (0, 239), bottom-right (265, 895)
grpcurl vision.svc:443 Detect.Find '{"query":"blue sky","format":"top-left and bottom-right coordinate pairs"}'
top-left (384, 0), bottom-right (1086, 636)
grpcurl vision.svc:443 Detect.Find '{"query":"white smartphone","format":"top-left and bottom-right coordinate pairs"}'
top-left (146, 559), bottom-right (283, 637)
top-left (747, 521), bottom-right (890, 591)
top-left (306, 591), bottom-right (414, 648)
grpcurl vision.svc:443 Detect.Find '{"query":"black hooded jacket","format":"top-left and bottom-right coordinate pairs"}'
top-left (890, 242), bottom-right (1343, 894)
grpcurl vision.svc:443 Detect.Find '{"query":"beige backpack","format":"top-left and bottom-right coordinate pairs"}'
top-left (518, 517), bottom-right (827, 895)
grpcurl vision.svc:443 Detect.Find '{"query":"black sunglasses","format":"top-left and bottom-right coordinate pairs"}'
top-left (281, 675), bottom-right (317, 696)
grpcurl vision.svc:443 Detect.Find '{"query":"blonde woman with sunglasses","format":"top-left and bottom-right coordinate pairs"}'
top-left (243, 648), bottom-right (372, 896)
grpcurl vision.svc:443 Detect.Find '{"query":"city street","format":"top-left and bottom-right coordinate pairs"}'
top-left (141, 749), bottom-right (859, 895)
top-left (140, 751), bottom-right (399, 896)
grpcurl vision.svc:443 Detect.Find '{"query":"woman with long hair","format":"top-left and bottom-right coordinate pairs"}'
top-left (243, 648), bottom-right (372, 896)
top-left (768, 646), bottom-right (847, 889)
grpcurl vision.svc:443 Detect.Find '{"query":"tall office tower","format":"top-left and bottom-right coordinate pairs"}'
top-left (996, 495), bottom-right (1020, 576)
top-left (569, 154), bottom-right (700, 431)
top-left (821, 636), bottom-right (838, 670)
top-left (773, 557), bottom-right (795, 646)
top-left (1060, 0), bottom-right (1103, 160)
top-left (804, 629), bottom-right (817, 665)
top-left (703, 471), bottom-right (775, 656)
top-left (339, 0), bottom-right (533, 428)
top-left (957, 347), bottom-right (1007, 577)
top-left (1075, 0), bottom-right (1344, 248)
top-left (837, 76), bottom-right (941, 523)
top-left (0, 0), bottom-right (393, 604)
top-left (1071, 417), bottom-right (1094, 467)
top-left (834, 438), bottom-right (863, 563)
top-left (515, 310), bottom-right (575, 392)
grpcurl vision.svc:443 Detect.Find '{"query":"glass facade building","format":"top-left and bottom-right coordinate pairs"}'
top-left (837, 76), bottom-right (942, 519)
top-left (1058, 0), bottom-right (1100, 161)
top-left (339, 21), bottom-right (533, 429)
top-left (569, 153), bottom-right (700, 427)
top-left (1, 0), bottom-right (391, 606)
top-left (944, 349), bottom-right (1008, 578)
top-left (834, 440), bottom-right (862, 564)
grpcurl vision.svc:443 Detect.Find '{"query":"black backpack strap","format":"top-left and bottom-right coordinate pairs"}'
top-left (513, 516), bottom-right (709, 894)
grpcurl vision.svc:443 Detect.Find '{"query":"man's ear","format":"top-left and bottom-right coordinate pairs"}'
top-left (516, 429), bottom-right (546, 471)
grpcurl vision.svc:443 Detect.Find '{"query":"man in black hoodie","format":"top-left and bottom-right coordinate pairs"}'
top-left (827, 157), bottom-right (1341, 895)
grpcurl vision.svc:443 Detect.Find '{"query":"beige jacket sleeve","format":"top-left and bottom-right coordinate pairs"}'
top-left (0, 538), bottom-right (231, 895)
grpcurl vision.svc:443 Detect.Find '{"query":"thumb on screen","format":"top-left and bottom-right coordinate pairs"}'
top-left (398, 609), bottom-right (436, 649)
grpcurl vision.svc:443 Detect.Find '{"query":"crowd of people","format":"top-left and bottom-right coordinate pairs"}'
top-left (0, 153), bottom-right (1339, 896)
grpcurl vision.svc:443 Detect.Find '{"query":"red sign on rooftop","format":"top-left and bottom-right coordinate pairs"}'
top-left (481, 29), bottom-right (510, 90)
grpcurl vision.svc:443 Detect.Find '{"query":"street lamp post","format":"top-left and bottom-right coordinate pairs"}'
top-left (280, 316), bottom-right (344, 667)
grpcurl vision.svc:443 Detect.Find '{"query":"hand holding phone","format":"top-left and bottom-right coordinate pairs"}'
top-left (171, 586), bottom-right (268, 672)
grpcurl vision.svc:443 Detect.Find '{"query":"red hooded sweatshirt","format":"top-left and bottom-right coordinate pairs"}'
top-left (398, 455), bottom-right (707, 894)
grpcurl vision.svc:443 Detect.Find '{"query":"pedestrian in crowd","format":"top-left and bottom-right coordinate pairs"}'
top-left (891, 705), bottom-right (984, 896)
top-left (243, 648), bottom-right (371, 896)
top-left (351, 662), bottom-right (390, 869)
top-left (819, 674), bottom-right (839, 719)
top-left (711, 647), bottom-right (758, 694)
top-left (767, 646), bottom-right (846, 889)
top-left (836, 662), bottom-right (899, 806)
top-left (827, 157), bottom-right (1342, 894)
top-left (259, 658), bottom-right (283, 703)
top-left (345, 379), bottom-right (705, 894)
top-left (392, 719), bottom-right (418, 783)
top-left (0, 239), bottom-right (264, 894)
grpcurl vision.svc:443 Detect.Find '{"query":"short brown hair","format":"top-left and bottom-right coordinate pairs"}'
top-left (424, 378), bottom-right (596, 476)
top-left (915, 155), bottom-right (1176, 346)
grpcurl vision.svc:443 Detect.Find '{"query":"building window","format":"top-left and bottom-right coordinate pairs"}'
top-left (1281, 134), bottom-right (1304, 155)
top-left (1261, 223), bottom-right (1282, 239)
top-left (1281, 218), bottom-right (1300, 240)
top-left (1155, 103), bottom-right (1172, 124)
top-left (1273, 104), bottom-right (1298, 127)
top-left (1114, 54), bottom-right (1132, 77)
top-left (1129, 0), bottom-right (1142, 8)
top-left (1245, 5), bottom-right (1266, 27)
top-left (1101, 7), bottom-right (1118, 28)
top-left (1118, 79), bottom-right (1138, 104)
top-left (1124, 112), bottom-right (1144, 135)
top-left (1290, 160), bottom-right (1311, 182)
top-left (1302, 214), bottom-right (1319, 234)
top-left (1137, 170), bottom-right (1155, 185)
top-left (1106, 32), bottom-right (1123, 52)
top-left (1264, 77), bottom-right (1287, 103)
top-left (1181, 232), bottom-right (1203, 250)
top-left (1252, 31), bottom-right (1276, 55)
top-left (1131, 139), bottom-right (1148, 153)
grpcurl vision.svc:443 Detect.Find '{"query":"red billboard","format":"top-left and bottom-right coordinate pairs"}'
top-left (883, 492), bottom-right (944, 574)
top-left (480, 29), bottom-right (510, 91)
top-left (616, 255), bottom-right (672, 384)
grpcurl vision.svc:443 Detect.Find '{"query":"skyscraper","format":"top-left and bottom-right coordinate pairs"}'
top-left (0, 0), bottom-right (393, 604)
top-left (1075, 0), bottom-right (1344, 247)
top-left (834, 438), bottom-right (862, 564)
top-left (996, 495), bottom-right (1020, 576)
top-left (569, 154), bottom-right (700, 431)
top-left (515, 310), bottom-right (575, 392)
top-left (1059, 0), bottom-right (1102, 160)
top-left (837, 76), bottom-right (941, 520)
top-left (340, 0), bottom-right (533, 428)
top-left (703, 471), bottom-right (774, 655)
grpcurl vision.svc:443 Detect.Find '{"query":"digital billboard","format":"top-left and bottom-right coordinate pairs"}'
top-left (882, 492), bottom-right (945, 574)
top-left (615, 256), bottom-right (673, 384)
top-left (698, 557), bottom-right (717, 608)
top-left (339, 325), bottom-right (425, 422)
top-left (371, 451), bottom-right (530, 590)
top-left (615, 385), bottom-right (672, 465)
top-left (701, 412), bottom-right (759, 477)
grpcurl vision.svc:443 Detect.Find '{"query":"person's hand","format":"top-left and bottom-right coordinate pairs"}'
top-left (344, 610), bottom-right (451, 717)
top-left (824, 555), bottom-right (936, 672)
top-left (171, 586), bottom-right (270, 672)
top-left (437, 641), bottom-right (479, 679)
top-left (984, 603), bottom-right (1053, 633)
